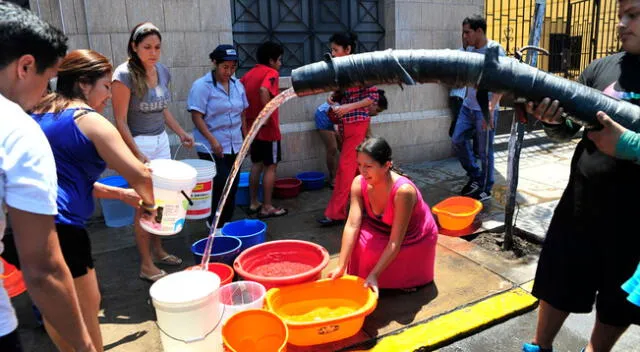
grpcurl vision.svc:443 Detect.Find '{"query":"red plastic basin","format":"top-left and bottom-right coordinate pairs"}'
top-left (184, 262), bottom-right (235, 286)
top-left (273, 178), bottom-right (302, 199)
top-left (233, 240), bottom-right (330, 290)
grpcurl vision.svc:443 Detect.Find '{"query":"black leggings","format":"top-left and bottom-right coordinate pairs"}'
top-left (198, 152), bottom-right (240, 228)
top-left (0, 329), bottom-right (23, 352)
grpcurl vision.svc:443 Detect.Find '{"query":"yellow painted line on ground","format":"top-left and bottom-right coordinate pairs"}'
top-left (364, 288), bottom-right (538, 352)
top-left (520, 280), bottom-right (535, 293)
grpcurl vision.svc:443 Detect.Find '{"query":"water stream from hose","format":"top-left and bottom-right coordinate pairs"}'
top-left (199, 87), bottom-right (298, 269)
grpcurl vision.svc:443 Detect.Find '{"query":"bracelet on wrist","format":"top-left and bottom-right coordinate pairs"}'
top-left (138, 200), bottom-right (158, 211)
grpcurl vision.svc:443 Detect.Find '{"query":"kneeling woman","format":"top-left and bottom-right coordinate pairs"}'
top-left (328, 137), bottom-right (438, 293)
top-left (30, 49), bottom-right (156, 351)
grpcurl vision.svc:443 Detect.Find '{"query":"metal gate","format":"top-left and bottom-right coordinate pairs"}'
top-left (486, 0), bottom-right (619, 79)
top-left (230, 0), bottom-right (385, 76)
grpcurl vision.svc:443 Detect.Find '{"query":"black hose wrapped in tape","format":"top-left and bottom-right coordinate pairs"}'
top-left (291, 48), bottom-right (640, 132)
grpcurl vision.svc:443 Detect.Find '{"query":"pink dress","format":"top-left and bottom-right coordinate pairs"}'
top-left (347, 176), bottom-right (438, 289)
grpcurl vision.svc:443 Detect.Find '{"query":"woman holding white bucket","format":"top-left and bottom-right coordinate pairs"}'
top-left (30, 49), bottom-right (158, 352)
top-left (187, 44), bottom-right (248, 228)
top-left (112, 22), bottom-right (194, 281)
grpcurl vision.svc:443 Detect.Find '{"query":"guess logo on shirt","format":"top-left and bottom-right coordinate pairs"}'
top-left (139, 86), bottom-right (170, 113)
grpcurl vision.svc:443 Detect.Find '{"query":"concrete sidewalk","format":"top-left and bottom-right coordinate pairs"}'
top-left (12, 131), bottom-right (580, 351)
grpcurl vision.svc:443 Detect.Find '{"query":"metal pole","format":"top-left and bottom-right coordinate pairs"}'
top-left (503, 0), bottom-right (546, 251)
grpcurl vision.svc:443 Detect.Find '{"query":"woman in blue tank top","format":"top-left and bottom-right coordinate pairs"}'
top-left (30, 49), bottom-right (157, 352)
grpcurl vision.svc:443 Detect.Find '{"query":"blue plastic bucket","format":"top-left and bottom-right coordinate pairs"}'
top-left (296, 171), bottom-right (326, 190)
top-left (191, 236), bottom-right (243, 266)
top-left (97, 176), bottom-right (135, 228)
top-left (221, 219), bottom-right (267, 251)
top-left (235, 172), bottom-right (263, 206)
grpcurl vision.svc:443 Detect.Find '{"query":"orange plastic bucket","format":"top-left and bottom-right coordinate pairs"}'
top-left (264, 275), bottom-right (377, 346)
top-left (432, 196), bottom-right (483, 231)
top-left (222, 309), bottom-right (288, 352)
top-left (1, 257), bottom-right (26, 298)
top-left (185, 262), bottom-right (235, 286)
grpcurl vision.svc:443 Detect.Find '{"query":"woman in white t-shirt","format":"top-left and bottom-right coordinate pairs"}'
top-left (112, 22), bottom-right (194, 282)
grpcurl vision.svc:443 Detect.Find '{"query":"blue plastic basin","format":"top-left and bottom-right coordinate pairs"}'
top-left (191, 236), bottom-right (243, 266)
top-left (296, 171), bottom-right (326, 190)
top-left (221, 219), bottom-right (267, 252)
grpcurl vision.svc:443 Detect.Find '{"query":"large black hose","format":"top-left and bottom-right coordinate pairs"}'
top-left (291, 48), bottom-right (640, 131)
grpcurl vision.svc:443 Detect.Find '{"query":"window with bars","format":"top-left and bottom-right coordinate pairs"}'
top-left (230, 0), bottom-right (385, 76)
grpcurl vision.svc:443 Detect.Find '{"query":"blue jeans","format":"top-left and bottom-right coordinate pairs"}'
top-left (451, 106), bottom-right (498, 193)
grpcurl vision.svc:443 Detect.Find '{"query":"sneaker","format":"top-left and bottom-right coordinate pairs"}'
top-left (461, 180), bottom-right (480, 196)
top-left (470, 189), bottom-right (492, 201)
top-left (522, 343), bottom-right (554, 352)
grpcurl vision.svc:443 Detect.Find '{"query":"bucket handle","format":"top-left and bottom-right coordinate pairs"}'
top-left (174, 142), bottom-right (213, 207)
top-left (173, 142), bottom-right (215, 162)
top-left (155, 305), bottom-right (225, 344)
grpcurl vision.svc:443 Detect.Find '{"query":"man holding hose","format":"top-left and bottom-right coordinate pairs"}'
top-left (523, 1), bottom-right (640, 351)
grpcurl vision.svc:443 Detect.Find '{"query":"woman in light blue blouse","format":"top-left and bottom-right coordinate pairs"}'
top-left (187, 44), bottom-right (248, 228)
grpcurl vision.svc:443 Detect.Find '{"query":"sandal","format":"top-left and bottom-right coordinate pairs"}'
top-left (257, 207), bottom-right (288, 219)
top-left (247, 204), bottom-right (262, 215)
top-left (139, 269), bottom-right (167, 282)
top-left (154, 254), bottom-right (183, 266)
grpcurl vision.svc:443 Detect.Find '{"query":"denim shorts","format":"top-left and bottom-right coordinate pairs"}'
top-left (315, 103), bottom-right (334, 131)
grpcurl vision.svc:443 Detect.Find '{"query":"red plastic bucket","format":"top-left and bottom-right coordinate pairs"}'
top-left (185, 262), bottom-right (235, 286)
top-left (233, 240), bottom-right (330, 290)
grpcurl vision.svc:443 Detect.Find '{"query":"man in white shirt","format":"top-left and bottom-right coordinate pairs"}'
top-left (0, 3), bottom-right (95, 351)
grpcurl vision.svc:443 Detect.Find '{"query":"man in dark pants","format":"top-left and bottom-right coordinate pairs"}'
top-left (451, 15), bottom-right (505, 201)
top-left (523, 1), bottom-right (640, 351)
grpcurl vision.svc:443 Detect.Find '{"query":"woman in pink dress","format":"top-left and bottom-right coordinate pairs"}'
top-left (328, 137), bottom-right (438, 294)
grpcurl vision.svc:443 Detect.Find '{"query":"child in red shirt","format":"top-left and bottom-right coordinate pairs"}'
top-left (240, 41), bottom-right (288, 218)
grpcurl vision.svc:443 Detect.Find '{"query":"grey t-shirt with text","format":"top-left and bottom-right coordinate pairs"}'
top-left (463, 40), bottom-right (506, 111)
top-left (112, 62), bottom-right (171, 137)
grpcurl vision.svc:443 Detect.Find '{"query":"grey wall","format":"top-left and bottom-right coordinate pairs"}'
top-left (31, 0), bottom-right (485, 178)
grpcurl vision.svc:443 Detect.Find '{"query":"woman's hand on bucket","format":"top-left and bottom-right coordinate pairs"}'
top-left (364, 274), bottom-right (379, 297)
top-left (327, 265), bottom-right (346, 280)
top-left (120, 188), bottom-right (142, 208)
top-left (180, 133), bottom-right (195, 148)
top-left (208, 137), bottom-right (224, 158)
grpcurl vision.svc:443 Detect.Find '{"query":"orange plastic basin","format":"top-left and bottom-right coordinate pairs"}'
top-left (264, 275), bottom-right (377, 346)
top-left (432, 196), bottom-right (483, 231)
top-left (222, 309), bottom-right (288, 352)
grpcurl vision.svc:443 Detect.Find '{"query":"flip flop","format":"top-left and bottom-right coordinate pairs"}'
top-left (139, 269), bottom-right (167, 282)
top-left (257, 207), bottom-right (288, 219)
top-left (154, 254), bottom-right (183, 266)
top-left (247, 204), bottom-right (262, 215)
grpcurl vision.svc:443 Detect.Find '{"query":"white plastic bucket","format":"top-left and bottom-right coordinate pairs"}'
top-left (217, 281), bottom-right (266, 324)
top-left (181, 159), bottom-right (216, 220)
top-left (150, 270), bottom-right (223, 352)
top-left (140, 159), bottom-right (197, 236)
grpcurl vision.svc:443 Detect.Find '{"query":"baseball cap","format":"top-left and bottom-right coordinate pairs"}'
top-left (209, 44), bottom-right (239, 62)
